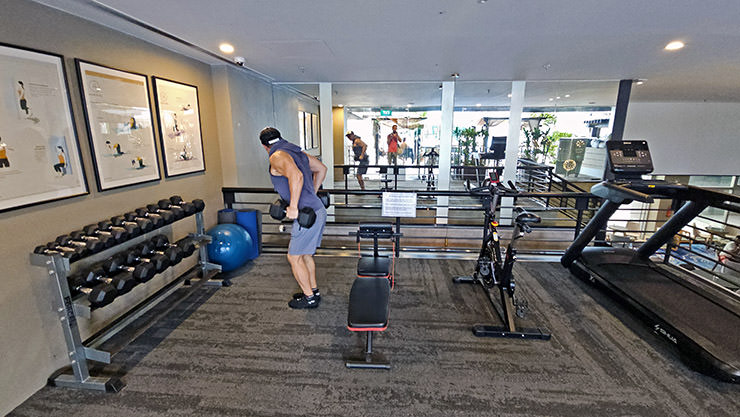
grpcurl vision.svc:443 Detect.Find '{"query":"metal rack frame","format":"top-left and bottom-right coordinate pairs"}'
top-left (30, 211), bottom-right (221, 391)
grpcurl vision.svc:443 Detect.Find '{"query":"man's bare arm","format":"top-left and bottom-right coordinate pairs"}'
top-left (306, 153), bottom-right (327, 191)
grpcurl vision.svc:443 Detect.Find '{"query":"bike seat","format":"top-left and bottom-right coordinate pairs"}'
top-left (515, 211), bottom-right (541, 225)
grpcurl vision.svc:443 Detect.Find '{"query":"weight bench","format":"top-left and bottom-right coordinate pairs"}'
top-left (346, 276), bottom-right (391, 369)
top-left (354, 224), bottom-right (396, 288)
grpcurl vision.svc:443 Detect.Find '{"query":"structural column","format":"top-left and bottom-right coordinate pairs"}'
top-left (436, 81), bottom-right (455, 224)
top-left (501, 81), bottom-right (525, 224)
top-left (319, 83), bottom-right (335, 217)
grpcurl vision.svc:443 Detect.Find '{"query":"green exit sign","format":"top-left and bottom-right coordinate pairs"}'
top-left (380, 109), bottom-right (392, 116)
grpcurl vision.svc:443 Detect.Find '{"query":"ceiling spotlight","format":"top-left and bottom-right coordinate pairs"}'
top-left (476, 103), bottom-right (482, 107)
top-left (556, 96), bottom-right (561, 100)
top-left (338, 104), bottom-right (344, 107)
top-left (507, 93), bottom-right (512, 98)
top-left (219, 43), bottom-right (234, 54)
top-left (664, 40), bottom-right (685, 51)
top-left (548, 98), bottom-right (554, 101)
top-left (565, 94), bottom-right (571, 98)
top-left (438, 84), bottom-right (443, 89)
top-left (478, 0), bottom-right (488, 3)
top-left (636, 80), bottom-right (645, 85)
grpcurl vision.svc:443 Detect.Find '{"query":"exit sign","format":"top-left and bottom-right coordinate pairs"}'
top-left (380, 109), bottom-right (392, 116)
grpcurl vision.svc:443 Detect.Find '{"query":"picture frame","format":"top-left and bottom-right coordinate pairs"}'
top-left (0, 42), bottom-right (88, 213)
top-left (76, 59), bottom-right (161, 191)
top-left (151, 77), bottom-right (205, 177)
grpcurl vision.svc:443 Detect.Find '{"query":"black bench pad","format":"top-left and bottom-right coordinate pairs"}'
top-left (357, 256), bottom-right (392, 277)
top-left (347, 277), bottom-right (390, 330)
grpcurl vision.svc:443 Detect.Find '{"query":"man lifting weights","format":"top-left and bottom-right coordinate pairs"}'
top-left (260, 127), bottom-right (328, 309)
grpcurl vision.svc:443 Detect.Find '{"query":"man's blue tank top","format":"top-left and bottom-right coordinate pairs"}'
top-left (268, 139), bottom-right (323, 211)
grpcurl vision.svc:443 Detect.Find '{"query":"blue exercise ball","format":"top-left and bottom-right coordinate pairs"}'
top-left (206, 223), bottom-right (253, 272)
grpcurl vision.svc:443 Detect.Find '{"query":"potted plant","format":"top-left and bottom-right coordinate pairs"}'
top-left (453, 126), bottom-right (487, 180)
top-left (521, 113), bottom-right (557, 164)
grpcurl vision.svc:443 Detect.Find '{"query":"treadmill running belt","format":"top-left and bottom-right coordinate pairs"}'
top-left (592, 263), bottom-right (740, 367)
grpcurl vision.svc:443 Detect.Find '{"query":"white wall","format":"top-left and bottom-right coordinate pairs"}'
top-left (213, 68), bottom-right (319, 187)
top-left (624, 102), bottom-right (740, 175)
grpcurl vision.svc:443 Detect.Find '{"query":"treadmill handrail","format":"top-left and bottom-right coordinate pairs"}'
top-left (592, 181), bottom-right (654, 204)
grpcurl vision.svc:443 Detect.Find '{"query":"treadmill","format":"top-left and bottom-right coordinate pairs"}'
top-left (561, 140), bottom-right (740, 383)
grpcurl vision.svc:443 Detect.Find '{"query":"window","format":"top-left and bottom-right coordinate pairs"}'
top-left (298, 111), bottom-right (319, 150)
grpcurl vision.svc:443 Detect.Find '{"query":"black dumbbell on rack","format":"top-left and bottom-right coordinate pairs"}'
top-left (147, 202), bottom-right (184, 221)
top-left (102, 255), bottom-right (157, 283)
top-left (122, 244), bottom-right (170, 272)
top-left (111, 214), bottom-right (153, 234)
top-left (150, 235), bottom-right (197, 258)
top-left (123, 211), bottom-right (164, 231)
top-left (131, 208), bottom-right (169, 228)
top-left (67, 275), bottom-right (118, 309)
top-left (169, 195), bottom-right (205, 214)
top-left (158, 198), bottom-right (195, 217)
top-left (100, 219), bottom-right (141, 239)
top-left (69, 229), bottom-right (116, 249)
top-left (139, 240), bottom-right (183, 266)
top-left (75, 267), bottom-right (139, 296)
top-left (34, 244), bottom-right (85, 262)
top-left (269, 198), bottom-right (316, 228)
top-left (54, 234), bottom-right (105, 255)
top-left (83, 223), bottom-right (128, 245)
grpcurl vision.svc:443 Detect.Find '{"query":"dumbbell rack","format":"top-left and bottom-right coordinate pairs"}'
top-left (29, 210), bottom-right (221, 391)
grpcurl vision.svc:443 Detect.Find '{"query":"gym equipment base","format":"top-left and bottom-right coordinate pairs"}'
top-left (471, 325), bottom-right (551, 339)
top-left (345, 352), bottom-right (390, 370)
top-left (49, 374), bottom-right (124, 392)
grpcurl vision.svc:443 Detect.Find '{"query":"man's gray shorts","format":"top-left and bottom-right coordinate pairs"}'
top-left (288, 206), bottom-right (327, 255)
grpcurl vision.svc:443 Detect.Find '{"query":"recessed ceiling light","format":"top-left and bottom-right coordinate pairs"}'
top-left (636, 80), bottom-right (644, 85)
top-left (548, 98), bottom-right (554, 101)
top-left (664, 40), bottom-right (685, 51)
top-left (219, 43), bottom-right (234, 54)
top-left (556, 96), bottom-right (561, 100)
top-left (338, 104), bottom-right (344, 107)
top-left (478, 0), bottom-right (488, 3)
top-left (507, 93), bottom-right (512, 98)
top-left (476, 103), bottom-right (482, 107)
top-left (565, 94), bottom-right (571, 98)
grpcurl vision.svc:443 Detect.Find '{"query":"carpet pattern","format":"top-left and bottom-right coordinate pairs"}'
top-left (11, 256), bottom-right (740, 416)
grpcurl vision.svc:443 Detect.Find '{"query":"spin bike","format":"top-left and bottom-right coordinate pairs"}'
top-left (453, 180), bottom-right (551, 340)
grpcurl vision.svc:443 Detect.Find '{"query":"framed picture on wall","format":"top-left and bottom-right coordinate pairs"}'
top-left (152, 77), bottom-right (205, 177)
top-left (0, 43), bottom-right (88, 213)
top-left (76, 59), bottom-right (160, 191)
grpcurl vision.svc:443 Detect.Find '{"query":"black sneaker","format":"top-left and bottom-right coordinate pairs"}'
top-left (292, 289), bottom-right (321, 301)
top-left (288, 295), bottom-right (319, 309)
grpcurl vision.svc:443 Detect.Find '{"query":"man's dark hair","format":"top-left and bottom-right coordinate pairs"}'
top-left (259, 127), bottom-right (281, 146)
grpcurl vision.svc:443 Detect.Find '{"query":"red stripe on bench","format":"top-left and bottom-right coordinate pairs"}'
top-left (347, 325), bottom-right (388, 332)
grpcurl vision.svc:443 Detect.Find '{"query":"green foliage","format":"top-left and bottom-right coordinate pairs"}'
top-left (453, 126), bottom-right (487, 165)
top-left (521, 113), bottom-right (562, 163)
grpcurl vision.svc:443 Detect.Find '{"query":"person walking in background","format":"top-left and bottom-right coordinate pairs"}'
top-left (347, 131), bottom-right (368, 190)
top-left (387, 124), bottom-right (400, 165)
top-left (399, 138), bottom-right (409, 163)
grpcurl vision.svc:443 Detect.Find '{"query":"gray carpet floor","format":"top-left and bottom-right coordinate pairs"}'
top-left (11, 256), bottom-right (740, 416)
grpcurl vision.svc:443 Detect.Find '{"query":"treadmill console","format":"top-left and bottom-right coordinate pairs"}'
top-left (606, 140), bottom-right (653, 176)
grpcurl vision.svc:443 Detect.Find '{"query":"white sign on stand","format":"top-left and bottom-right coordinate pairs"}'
top-left (382, 192), bottom-right (417, 217)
